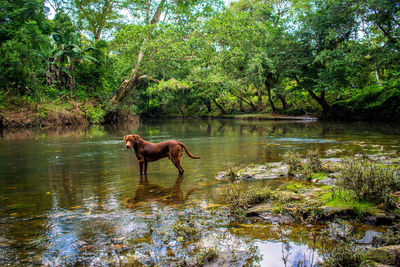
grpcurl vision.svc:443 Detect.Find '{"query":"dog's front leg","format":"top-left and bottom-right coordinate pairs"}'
top-left (144, 160), bottom-right (148, 175)
top-left (138, 159), bottom-right (144, 175)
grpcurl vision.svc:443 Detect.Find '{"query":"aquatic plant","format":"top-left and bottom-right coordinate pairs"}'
top-left (337, 157), bottom-right (400, 209)
top-left (283, 148), bottom-right (324, 181)
top-left (284, 181), bottom-right (309, 193)
top-left (173, 219), bottom-right (201, 241)
top-left (373, 223), bottom-right (400, 247)
top-left (224, 182), bottom-right (272, 218)
top-left (223, 162), bottom-right (240, 182)
top-left (283, 151), bottom-right (302, 177)
top-left (322, 238), bottom-right (369, 267)
top-left (196, 247), bottom-right (218, 266)
top-left (274, 193), bottom-right (323, 222)
top-left (305, 148), bottom-right (323, 173)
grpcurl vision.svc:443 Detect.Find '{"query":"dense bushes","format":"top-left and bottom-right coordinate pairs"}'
top-left (333, 84), bottom-right (400, 120)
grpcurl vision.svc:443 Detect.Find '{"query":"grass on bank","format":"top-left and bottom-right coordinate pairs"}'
top-left (321, 189), bottom-right (376, 215)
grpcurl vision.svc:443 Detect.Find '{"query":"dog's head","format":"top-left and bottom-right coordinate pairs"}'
top-left (123, 134), bottom-right (141, 149)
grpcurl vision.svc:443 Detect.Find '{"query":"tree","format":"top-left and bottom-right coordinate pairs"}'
top-left (289, 0), bottom-right (361, 116)
top-left (75, 0), bottom-right (122, 41)
top-left (47, 28), bottom-right (97, 92)
top-left (109, 0), bottom-right (223, 105)
top-left (203, 0), bottom-right (291, 112)
top-left (0, 0), bottom-right (51, 95)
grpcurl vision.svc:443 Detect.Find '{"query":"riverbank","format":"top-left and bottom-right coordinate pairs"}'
top-left (0, 99), bottom-right (139, 128)
top-left (218, 150), bottom-right (400, 265)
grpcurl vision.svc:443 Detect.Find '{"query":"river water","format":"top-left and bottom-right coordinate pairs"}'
top-left (1, 119), bottom-right (399, 265)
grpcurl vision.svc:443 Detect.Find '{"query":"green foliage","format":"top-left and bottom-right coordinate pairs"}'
top-left (1, 0), bottom-right (399, 121)
top-left (82, 103), bottom-right (106, 124)
top-left (334, 83), bottom-right (400, 120)
top-left (75, 0), bottom-right (122, 41)
top-left (283, 148), bottom-right (324, 181)
top-left (322, 190), bottom-right (375, 216)
top-left (48, 27), bottom-right (98, 92)
top-left (0, 0), bottom-right (51, 94)
top-left (224, 182), bottom-right (271, 218)
top-left (337, 157), bottom-right (400, 209)
top-left (322, 238), bottom-right (367, 267)
top-left (372, 223), bottom-right (400, 247)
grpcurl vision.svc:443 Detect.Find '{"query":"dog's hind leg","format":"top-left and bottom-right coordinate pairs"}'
top-left (171, 148), bottom-right (184, 175)
top-left (172, 160), bottom-right (184, 175)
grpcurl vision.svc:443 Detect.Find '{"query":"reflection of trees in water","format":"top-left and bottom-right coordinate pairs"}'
top-left (1, 119), bottom-right (399, 143)
top-left (47, 144), bottom-right (116, 210)
top-left (0, 125), bottom-right (88, 140)
top-left (138, 119), bottom-right (325, 139)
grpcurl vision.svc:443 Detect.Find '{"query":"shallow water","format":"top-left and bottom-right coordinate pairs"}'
top-left (0, 119), bottom-right (399, 265)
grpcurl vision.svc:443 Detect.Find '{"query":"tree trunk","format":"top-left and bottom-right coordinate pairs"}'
top-left (67, 62), bottom-right (76, 93)
top-left (177, 104), bottom-right (185, 117)
top-left (110, 0), bottom-right (165, 105)
top-left (229, 90), bottom-right (257, 111)
top-left (294, 76), bottom-right (331, 116)
top-left (277, 94), bottom-right (288, 110)
top-left (95, 26), bottom-right (103, 41)
top-left (266, 86), bottom-right (277, 113)
top-left (110, 44), bottom-right (146, 104)
top-left (307, 89), bottom-right (331, 116)
top-left (94, 0), bottom-right (112, 41)
top-left (212, 98), bottom-right (227, 114)
top-left (257, 89), bottom-right (264, 112)
top-left (375, 68), bottom-right (382, 86)
top-left (264, 76), bottom-right (277, 113)
top-left (239, 97), bottom-right (244, 112)
top-left (201, 98), bottom-right (212, 112)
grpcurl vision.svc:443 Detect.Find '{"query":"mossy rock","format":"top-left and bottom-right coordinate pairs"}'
top-left (246, 203), bottom-right (274, 216)
top-left (320, 206), bottom-right (357, 220)
top-left (363, 214), bottom-right (396, 226)
top-left (246, 203), bottom-right (293, 223)
top-left (365, 245), bottom-right (400, 265)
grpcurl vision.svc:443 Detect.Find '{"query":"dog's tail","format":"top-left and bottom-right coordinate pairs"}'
top-left (179, 142), bottom-right (200, 159)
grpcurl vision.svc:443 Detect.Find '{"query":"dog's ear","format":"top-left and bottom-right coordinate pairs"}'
top-left (123, 135), bottom-right (127, 141)
top-left (133, 134), bottom-right (142, 144)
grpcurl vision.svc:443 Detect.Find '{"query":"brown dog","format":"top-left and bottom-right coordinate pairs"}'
top-left (123, 134), bottom-right (200, 175)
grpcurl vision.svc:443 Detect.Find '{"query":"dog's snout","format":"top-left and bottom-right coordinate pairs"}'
top-left (125, 141), bottom-right (132, 149)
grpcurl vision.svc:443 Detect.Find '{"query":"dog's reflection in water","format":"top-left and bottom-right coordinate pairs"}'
top-left (126, 175), bottom-right (195, 208)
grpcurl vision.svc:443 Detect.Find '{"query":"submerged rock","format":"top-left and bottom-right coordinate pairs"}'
top-left (327, 221), bottom-right (354, 239)
top-left (246, 203), bottom-right (292, 224)
top-left (356, 230), bottom-right (382, 244)
top-left (316, 177), bottom-right (335, 186)
top-left (216, 163), bottom-right (289, 181)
